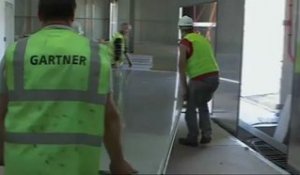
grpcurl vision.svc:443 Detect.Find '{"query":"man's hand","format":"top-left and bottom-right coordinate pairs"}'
top-left (110, 160), bottom-right (137, 175)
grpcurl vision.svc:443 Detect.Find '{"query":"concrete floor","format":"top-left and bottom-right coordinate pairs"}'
top-left (166, 117), bottom-right (289, 174)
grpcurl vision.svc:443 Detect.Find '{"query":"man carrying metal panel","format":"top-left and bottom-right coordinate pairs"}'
top-left (178, 16), bottom-right (220, 147)
top-left (0, 0), bottom-right (136, 174)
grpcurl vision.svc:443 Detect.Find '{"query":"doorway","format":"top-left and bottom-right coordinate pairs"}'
top-left (238, 0), bottom-right (289, 153)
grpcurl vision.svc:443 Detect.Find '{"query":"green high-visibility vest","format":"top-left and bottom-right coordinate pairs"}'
top-left (184, 33), bottom-right (219, 78)
top-left (111, 32), bottom-right (126, 65)
top-left (3, 25), bottom-right (111, 175)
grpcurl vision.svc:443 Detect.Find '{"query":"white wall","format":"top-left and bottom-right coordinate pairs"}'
top-left (0, 0), bottom-right (14, 59)
top-left (241, 0), bottom-right (285, 96)
top-left (0, 0), bottom-right (6, 59)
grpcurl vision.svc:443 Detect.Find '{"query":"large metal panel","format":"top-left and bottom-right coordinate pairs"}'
top-left (288, 0), bottom-right (300, 172)
top-left (100, 69), bottom-right (181, 174)
top-left (212, 0), bottom-right (245, 134)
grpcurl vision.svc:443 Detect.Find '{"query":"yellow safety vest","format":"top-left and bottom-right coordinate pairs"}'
top-left (3, 25), bottom-right (111, 175)
top-left (184, 33), bottom-right (219, 78)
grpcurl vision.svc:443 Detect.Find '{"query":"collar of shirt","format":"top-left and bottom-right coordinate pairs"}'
top-left (43, 25), bottom-right (74, 32)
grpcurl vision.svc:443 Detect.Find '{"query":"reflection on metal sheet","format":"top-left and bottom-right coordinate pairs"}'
top-left (101, 69), bottom-right (181, 174)
top-left (212, 0), bottom-right (245, 135)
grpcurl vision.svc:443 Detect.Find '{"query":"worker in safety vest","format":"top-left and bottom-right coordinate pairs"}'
top-left (178, 16), bottom-right (220, 147)
top-left (111, 23), bottom-right (133, 68)
top-left (0, 0), bottom-right (136, 174)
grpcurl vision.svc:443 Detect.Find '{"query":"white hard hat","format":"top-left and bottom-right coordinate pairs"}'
top-left (178, 16), bottom-right (194, 27)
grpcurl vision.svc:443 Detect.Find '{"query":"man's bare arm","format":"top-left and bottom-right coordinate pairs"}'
top-left (104, 94), bottom-right (124, 162)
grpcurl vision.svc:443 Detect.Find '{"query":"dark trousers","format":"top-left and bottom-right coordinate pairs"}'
top-left (185, 76), bottom-right (219, 140)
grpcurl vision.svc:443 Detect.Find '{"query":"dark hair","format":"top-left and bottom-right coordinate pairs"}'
top-left (38, 0), bottom-right (77, 21)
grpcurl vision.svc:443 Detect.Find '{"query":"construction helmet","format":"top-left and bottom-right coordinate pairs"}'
top-left (178, 16), bottom-right (194, 27)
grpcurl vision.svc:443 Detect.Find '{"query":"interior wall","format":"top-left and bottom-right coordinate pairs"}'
top-left (215, 1), bottom-right (244, 55)
top-left (132, 0), bottom-right (215, 44)
top-left (15, 0), bottom-right (40, 38)
top-left (75, 0), bottom-right (110, 41)
top-left (15, 0), bottom-right (110, 41)
top-left (134, 0), bottom-right (172, 44)
top-left (118, 0), bottom-right (130, 25)
top-left (120, 0), bottom-right (215, 71)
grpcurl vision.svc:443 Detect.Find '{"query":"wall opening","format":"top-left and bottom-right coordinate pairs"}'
top-left (239, 0), bottom-right (289, 154)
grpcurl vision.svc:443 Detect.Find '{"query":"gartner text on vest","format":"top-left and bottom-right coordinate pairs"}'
top-left (30, 55), bottom-right (87, 65)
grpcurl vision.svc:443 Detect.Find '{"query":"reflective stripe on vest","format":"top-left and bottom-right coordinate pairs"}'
top-left (6, 132), bottom-right (102, 147)
top-left (10, 38), bottom-right (106, 104)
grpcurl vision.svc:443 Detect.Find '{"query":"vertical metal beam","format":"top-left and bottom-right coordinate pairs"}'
top-left (128, 0), bottom-right (135, 53)
top-left (287, 0), bottom-right (300, 173)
